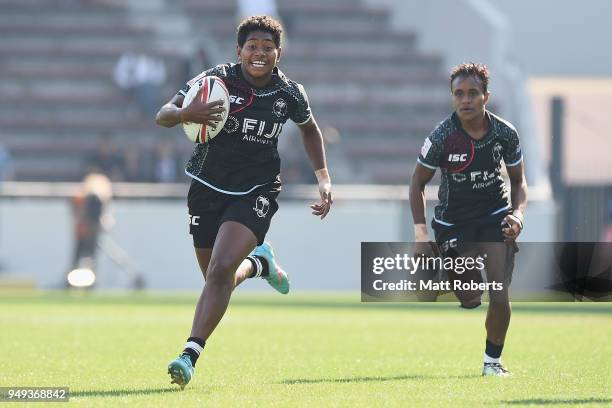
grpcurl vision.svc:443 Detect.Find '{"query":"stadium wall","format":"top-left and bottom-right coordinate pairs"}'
top-left (1, 198), bottom-right (554, 290)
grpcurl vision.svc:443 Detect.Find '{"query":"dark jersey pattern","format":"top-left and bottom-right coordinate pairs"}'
top-left (417, 111), bottom-right (522, 225)
top-left (179, 63), bottom-right (311, 195)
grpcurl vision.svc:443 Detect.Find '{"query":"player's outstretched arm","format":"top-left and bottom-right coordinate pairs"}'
top-left (298, 116), bottom-right (333, 219)
top-left (409, 163), bottom-right (436, 242)
top-left (155, 88), bottom-right (225, 128)
top-left (503, 161), bottom-right (527, 240)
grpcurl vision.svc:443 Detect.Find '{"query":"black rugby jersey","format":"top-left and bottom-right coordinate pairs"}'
top-left (417, 111), bottom-right (523, 225)
top-left (178, 63), bottom-right (311, 194)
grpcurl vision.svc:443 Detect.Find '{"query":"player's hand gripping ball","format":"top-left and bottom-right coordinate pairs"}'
top-left (182, 76), bottom-right (230, 143)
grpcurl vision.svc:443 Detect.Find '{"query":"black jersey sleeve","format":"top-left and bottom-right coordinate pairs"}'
top-left (417, 123), bottom-right (446, 169)
top-left (500, 123), bottom-right (523, 167)
top-left (288, 83), bottom-right (312, 125)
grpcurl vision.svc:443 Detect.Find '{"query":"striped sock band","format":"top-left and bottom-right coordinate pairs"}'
top-left (247, 256), bottom-right (263, 278)
top-left (185, 341), bottom-right (204, 355)
top-left (484, 353), bottom-right (501, 364)
top-left (182, 337), bottom-right (205, 366)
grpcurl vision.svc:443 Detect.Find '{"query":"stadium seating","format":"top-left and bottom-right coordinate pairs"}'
top-left (0, 0), bottom-right (449, 183)
top-left (0, 0), bottom-right (192, 181)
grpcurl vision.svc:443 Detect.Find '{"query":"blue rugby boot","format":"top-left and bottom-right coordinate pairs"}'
top-left (253, 242), bottom-right (289, 294)
top-left (168, 354), bottom-right (194, 389)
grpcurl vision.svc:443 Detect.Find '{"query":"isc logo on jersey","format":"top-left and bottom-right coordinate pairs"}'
top-left (229, 95), bottom-right (244, 104)
top-left (448, 154), bottom-right (468, 162)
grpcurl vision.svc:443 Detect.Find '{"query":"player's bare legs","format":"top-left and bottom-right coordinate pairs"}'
top-left (482, 301), bottom-right (512, 377)
top-left (194, 248), bottom-right (212, 279)
top-left (169, 223), bottom-right (289, 388)
top-left (483, 242), bottom-right (512, 344)
top-left (190, 221), bottom-right (257, 341)
top-left (168, 222), bottom-right (256, 388)
top-left (486, 302), bottom-right (511, 345)
top-left (482, 242), bottom-right (513, 376)
top-left (195, 247), bottom-right (256, 288)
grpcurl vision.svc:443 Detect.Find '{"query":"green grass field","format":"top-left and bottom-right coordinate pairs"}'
top-left (1, 291), bottom-right (610, 407)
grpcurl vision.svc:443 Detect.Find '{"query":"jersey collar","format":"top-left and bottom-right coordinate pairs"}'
top-left (452, 110), bottom-right (494, 142)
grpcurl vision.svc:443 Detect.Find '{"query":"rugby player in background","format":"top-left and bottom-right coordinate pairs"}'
top-left (156, 15), bottom-right (333, 389)
top-left (409, 63), bottom-right (527, 376)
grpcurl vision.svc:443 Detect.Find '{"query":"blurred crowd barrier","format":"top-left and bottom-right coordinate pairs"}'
top-left (0, 182), bottom-right (554, 290)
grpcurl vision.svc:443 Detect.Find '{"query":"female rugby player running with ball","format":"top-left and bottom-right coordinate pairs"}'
top-left (155, 15), bottom-right (333, 389)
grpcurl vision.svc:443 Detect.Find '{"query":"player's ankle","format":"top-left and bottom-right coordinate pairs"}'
top-left (247, 255), bottom-right (269, 278)
top-left (484, 339), bottom-right (504, 364)
top-left (182, 337), bottom-right (205, 366)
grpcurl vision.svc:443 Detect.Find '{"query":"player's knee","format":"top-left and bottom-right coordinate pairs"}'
top-left (494, 294), bottom-right (511, 305)
top-left (206, 257), bottom-right (238, 287)
top-left (456, 290), bottom-right (483, 308)
top-left (459, 296), bottom-right (482, 309)
top-left (205, 269), bottom-right (234, 290)
top-left (452, 267), bottom-right (484, 307)
top-left (488, 287), bottom-right (510, 304)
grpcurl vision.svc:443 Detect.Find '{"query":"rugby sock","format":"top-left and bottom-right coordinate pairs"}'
top-left (182, 337), bottom-right (205, 367)
top-left (484, 339), bottom-right (504, 364)
top-left (247, 256), bottom-right (269, 278)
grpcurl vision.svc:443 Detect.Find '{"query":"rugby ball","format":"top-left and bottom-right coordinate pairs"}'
top-left (182, 76), bottom-right (229, 143)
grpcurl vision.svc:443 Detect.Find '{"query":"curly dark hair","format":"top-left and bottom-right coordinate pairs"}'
top-left (237, 15), bottom-right (283, 48)
top-left (450, 62), bottom-right (490, 93)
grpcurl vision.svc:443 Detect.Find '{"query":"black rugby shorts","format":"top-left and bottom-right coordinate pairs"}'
top-left (187, 180), bottom-right (279, 248)
top-left (432, 212), bottom-right (517, 301)
top-left (432, 212), bottom-right (508, 250)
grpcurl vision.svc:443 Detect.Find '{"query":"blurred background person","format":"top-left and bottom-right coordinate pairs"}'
top-left (155, 139), bottom-right (180, 183)
top-left (181, 44), bottom-right (214, 82)
top-left (114, 50), bottom-right (167, 118)
top-left (84, 135), bottom-right (126, 182)
top-left (66, 172), bottom-right (113, 288)
top-left (113, 50), bottom-right (140, 118)
top-left (0, 142), bottom-right (12, 184)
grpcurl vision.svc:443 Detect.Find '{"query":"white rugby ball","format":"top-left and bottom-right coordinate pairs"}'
top-left (182, 76), bottom-right (229, 143)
